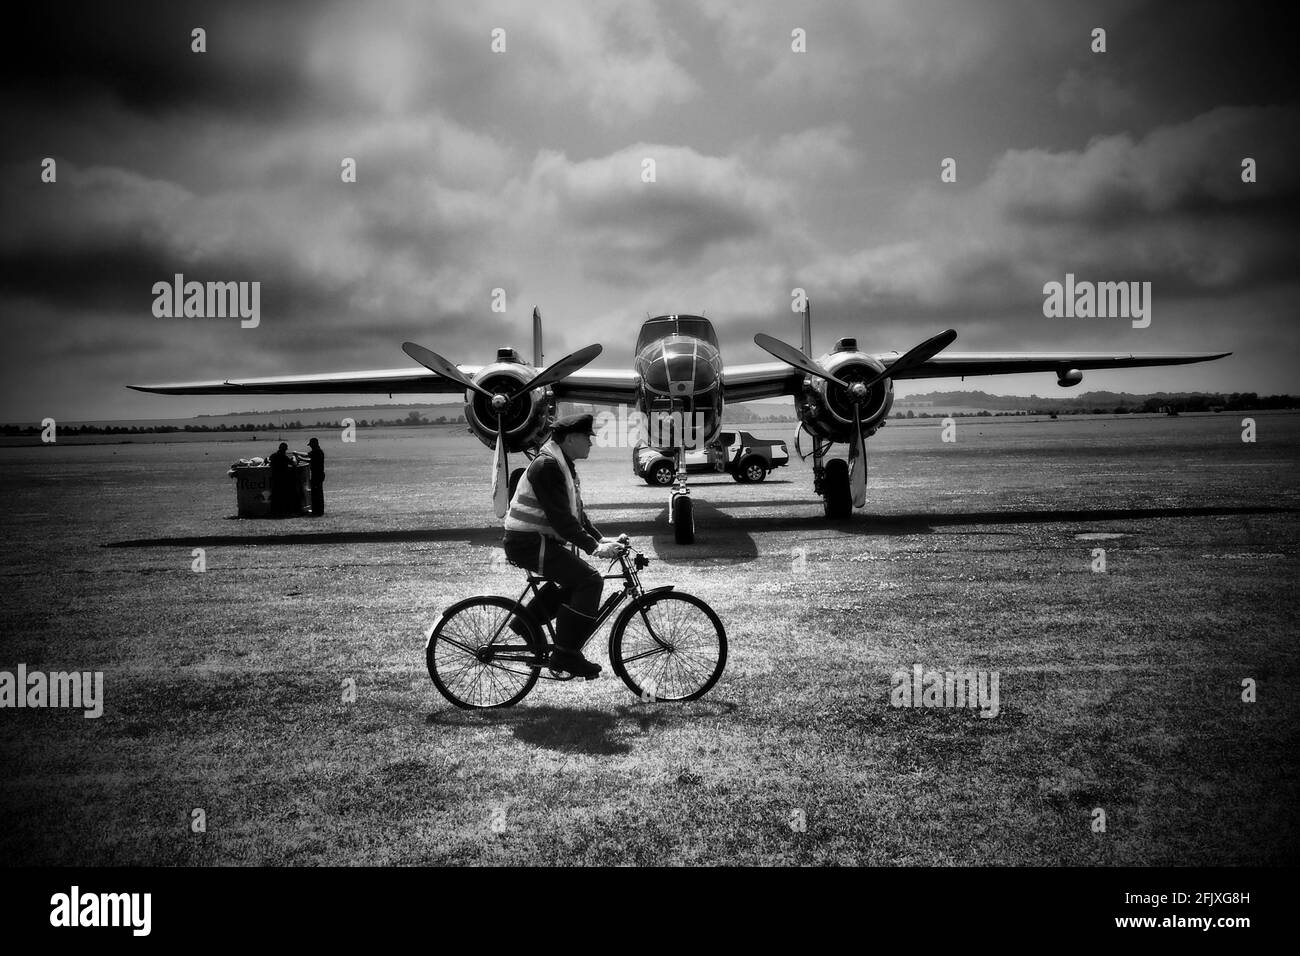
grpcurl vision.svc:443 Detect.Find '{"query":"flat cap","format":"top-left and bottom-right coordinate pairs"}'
top-left (550, 412), bottom-right (596, 437)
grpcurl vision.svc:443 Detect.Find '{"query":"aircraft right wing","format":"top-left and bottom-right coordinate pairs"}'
top-left (551, 369), bottom-right (640, 405)
top-left (128, 363), bottom-right (643, 403)
top-left (128, 367), bottom-right (483, 396)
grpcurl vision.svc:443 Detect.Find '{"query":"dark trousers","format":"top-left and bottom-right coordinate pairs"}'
top-left (270, 477), bottom-right (289, 515)
top-left (502, 533), bottom-right (602, 618)
top-left (310, 480), bottom-right (324, 515)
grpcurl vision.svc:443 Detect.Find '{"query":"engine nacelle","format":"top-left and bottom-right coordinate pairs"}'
top-left (1057, 368), bottom-right (1083, 387)
top-left (797, 338), bottom-right (895, 444)
top-left (463, 360), bottom-right (551, 453)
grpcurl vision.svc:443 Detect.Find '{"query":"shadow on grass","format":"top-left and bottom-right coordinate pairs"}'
top-left (424, 700), bottom-right (740, 755)
top-left (103, 504), bottom-right (1295, 552)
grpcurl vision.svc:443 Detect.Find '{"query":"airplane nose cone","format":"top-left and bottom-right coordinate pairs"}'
top-left (636, 335), bottom-right (722, 396)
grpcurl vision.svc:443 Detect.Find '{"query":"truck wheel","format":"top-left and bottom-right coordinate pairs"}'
top-left (647, 460), bottom-right (675, 486)
top-left (672, 495), bottom-right (694, 544)
top-left (822, 459), bottom-right (852, 520)
top-left (739, 458), bottom-right (768, 483)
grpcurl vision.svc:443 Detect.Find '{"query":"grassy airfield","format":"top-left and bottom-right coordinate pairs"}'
top-left (1, 411), bottom-right (1296, 865)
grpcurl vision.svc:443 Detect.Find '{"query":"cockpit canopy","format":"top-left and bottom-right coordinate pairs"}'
top-left (635, 314), bottom-right (719, 353)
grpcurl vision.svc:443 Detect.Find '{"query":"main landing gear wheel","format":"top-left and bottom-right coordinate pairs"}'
top-left (823, 459), bottom-right (852, 520)
top-left (427, 596), bottom-right (541, 708)
top-left (610, 592), bottom-right (727, 701)
top-left (672, 494), bottom-right (694, 544)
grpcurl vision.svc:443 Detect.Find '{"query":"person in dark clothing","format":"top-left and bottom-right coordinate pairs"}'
top-left (269, 442), bottom-right (292, 516)
top-left (307, 437), bottom-right (325, 516)
top-left (501, 413), bottom-right (625, 678)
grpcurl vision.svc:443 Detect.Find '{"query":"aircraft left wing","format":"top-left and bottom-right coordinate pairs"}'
top-left (881, 351), bottom-right (1232, 381)
top-left (721, 351), bottom-right (1230, 402)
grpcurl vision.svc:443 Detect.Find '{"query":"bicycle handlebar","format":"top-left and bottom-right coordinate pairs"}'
top-left (605, 535), bottom-right (649, 571)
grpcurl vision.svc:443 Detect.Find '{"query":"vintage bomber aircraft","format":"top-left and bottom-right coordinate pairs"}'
top-left (130, 303), bottom-right (1230, 544)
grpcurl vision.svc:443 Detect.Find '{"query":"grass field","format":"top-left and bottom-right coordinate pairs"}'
top-left (1, 411), bottom-right (1296, 865)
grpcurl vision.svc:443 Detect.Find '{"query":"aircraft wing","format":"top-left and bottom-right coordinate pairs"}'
top-left (722, 363), bottom-right (806, 403)
top-left (879, 351), bottom-right (1233, 381)
top-left (127, 366), bottom-right (484, 396)
top-left (551, 369), bottom-right (639, 405)
top-left (721, 352), bottom-right (1230, 401)
top-left (128, 364), bottom-right (642, 402)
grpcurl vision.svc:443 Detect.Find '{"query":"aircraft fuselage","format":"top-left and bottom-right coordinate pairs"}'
top-left (632, 315), bottom-right (724, 450)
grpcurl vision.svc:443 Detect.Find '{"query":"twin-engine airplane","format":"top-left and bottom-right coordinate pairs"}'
top-left (131, 304), bottom-right (1229, 543)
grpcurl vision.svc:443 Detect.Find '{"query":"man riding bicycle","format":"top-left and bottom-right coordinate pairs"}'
top-left (502, 413), bottom-right (626, 679)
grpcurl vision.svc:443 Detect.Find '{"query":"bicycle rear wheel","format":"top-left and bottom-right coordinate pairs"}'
top-left (610, 591), bottom-right (726, 701)
top-left (427, 596), bottom-right (542, 708)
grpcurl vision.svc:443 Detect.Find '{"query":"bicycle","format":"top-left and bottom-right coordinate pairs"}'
top-left (425, 539), bottom-right (727, 708)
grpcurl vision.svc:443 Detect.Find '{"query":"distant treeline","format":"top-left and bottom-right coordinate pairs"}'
top-left (893, 391), bottom-right (1296, 416)
top-left (195, 402), bottom-right (452, 419)
top-left (5, 393), bottom-right (1294, 435)
top-left (727, 390), bottom-right (1297, 422)
top-left (0, 411), bottom-right (467, 436)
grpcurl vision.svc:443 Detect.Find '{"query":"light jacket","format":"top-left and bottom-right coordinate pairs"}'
top-left (502, 439), bottom-right (601, 553)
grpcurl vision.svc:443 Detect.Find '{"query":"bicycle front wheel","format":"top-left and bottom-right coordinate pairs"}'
top-left (610, 591), bottom-right (727, 702)
top-left (427, 596), bottom-right (541, 708)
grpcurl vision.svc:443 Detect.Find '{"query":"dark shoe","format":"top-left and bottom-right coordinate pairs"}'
top-left (508, 614), bottom-right (545, 652)
top-left (552, 606), bottom-right (601, 678)
top-left (548, 647), bottom-right (601, 679)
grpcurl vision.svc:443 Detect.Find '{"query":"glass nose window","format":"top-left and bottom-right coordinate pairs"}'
top-left (639, 335), bottom-right (721, 395)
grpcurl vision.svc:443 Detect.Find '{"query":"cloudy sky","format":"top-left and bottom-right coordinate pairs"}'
top-left (2, 0), bottom-right (1297, 421)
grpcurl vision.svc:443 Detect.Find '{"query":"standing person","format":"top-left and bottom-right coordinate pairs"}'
top-left (269, 442), bottom-right (292, 516)
top-left (502, 413), bottom-right (626, 678)
top-left (306, 437), bottom-right (325, 516)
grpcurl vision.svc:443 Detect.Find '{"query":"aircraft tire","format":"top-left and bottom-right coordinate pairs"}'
top-left (672, 495), bottom-right (694, 544)
top-left (823, 459), bottom-right (852, 520)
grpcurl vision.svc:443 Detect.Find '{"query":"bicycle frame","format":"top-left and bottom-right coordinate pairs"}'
top-left (470, 549), bottom-right (675, 679)
top-left (517, 549), bottom-right (667, 650)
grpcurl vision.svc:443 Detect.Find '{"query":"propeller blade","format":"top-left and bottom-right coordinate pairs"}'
top-left (850, 404), bottom-right (867, 508)
top-left (519, 343), bottom-right (603, 393)
top-left (754, 333), bottom-right (850, 389)
top-left (491, 432), bottom-right (509, 519)
top-left (402, 342), bottom-right (494, 400)
top-left (532, 307), bottom-right (544, 368)
top-left (860, 329), bottom-right (957, 390)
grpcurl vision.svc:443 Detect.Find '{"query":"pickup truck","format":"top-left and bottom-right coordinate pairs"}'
top-left (632, 430), bottom-right (790, 485)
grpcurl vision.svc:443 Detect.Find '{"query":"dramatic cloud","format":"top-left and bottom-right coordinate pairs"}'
top-left (1, 1), bottom-right (1296, 419)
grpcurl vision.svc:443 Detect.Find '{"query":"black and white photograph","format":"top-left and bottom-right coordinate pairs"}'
top-left (1, 0), bottom-right (1295, 929)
